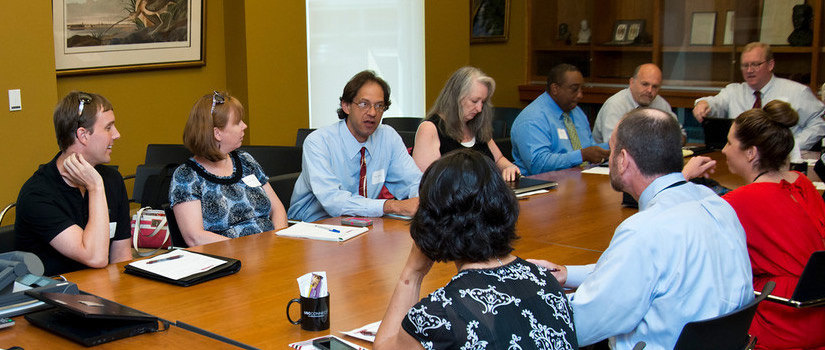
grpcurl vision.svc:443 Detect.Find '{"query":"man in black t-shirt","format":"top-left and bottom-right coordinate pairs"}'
top-left (15, 91), bottom-right (131, 276)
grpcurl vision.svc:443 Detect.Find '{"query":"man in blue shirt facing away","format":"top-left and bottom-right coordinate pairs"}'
top-left (511, 63), bottom-right (609, 175)
top-left (529, 108), bottom-right (753, 349)
top-left (288, 70), bottom-right (421, 222)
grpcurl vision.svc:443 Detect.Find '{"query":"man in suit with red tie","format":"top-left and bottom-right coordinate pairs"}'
top-left (288, 70), bottom-right (421, 222)
top-left (693, 42), bottom-right (825, 150)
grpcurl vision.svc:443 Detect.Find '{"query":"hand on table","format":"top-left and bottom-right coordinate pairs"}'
top-left (501, 165), bottom-right (521, 182)
top-left (581, 146), bottom-right (610, 164)
top-left (526, 259), bottom-right (568, 285)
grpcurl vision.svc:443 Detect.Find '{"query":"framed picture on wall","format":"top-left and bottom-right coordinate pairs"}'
top-left (52, 0), bottom-right (205, 76)
top-left (690, 12), bottom-right (717, 45)
top-left (470, 0), bottom-right (510, 43)
top-left (605, 20), bottom-right (644, 45)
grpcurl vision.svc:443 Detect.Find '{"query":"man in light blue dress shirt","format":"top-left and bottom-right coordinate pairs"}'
top-left (288, 71), bottom-right (422, 222)
top-left (511, 64), bottom-right (609, 175)
top-left (530, 108), bottom-right (753, 349)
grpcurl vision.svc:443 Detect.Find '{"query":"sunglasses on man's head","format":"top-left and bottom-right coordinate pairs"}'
top-left (77, 92), bottom-right (92, 116)
top-left (211, 91), bottom-right (226, 116)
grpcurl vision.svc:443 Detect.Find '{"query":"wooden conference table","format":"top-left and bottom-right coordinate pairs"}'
top-left (0, 152), bottom-right (776, 349)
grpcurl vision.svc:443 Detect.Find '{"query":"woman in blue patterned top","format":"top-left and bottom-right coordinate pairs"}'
top-left (374, 149), bottom-right (577, 350)
top-left (169, 91), bottom-right (288, 246)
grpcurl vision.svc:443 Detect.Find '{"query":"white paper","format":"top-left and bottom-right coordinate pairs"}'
top-left (581, 167), bottom-right (610, 175)
top-left (276, 222), bottom-right (368, 242)
top-left (288, 335), bottom-right (367, 350)
top-left (127, 250), bottom-right (226, 280)
top-left (342, 321), bottom-right (381, 343)
top-left (557, 128), bottom-right (569, 140)
top-left (297, 271), bottom-right (328, 298)
top-left (241, 174), bottom-right (262, 187)
top-left (813, 182), bottom-right (825, 191)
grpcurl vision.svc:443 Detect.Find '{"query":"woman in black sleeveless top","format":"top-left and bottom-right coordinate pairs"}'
top-left (413, 66), bottom-right (521, 181)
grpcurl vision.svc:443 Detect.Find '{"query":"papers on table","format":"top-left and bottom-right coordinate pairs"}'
top-left (288, 335), bottom-right (367, 350)
top-left (516, 189), bottom-right (549, 198)
top-left (342, 321), bottom-right (381, 343)
top-left (814, 182), bottom-right (825, 191)
top-left (582, 166), bottom-right (610, 175)
top-left (126, 250), bottom-right (226, 280)
top-left (276, 222), bottom-right (368, 242)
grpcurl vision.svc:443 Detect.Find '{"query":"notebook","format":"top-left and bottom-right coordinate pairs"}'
top-left (509, 177), bottom-right (558, 194)
top-left (124, 250), bottom-right (241, 287)
top-left (276, 222), bottom-right (369, 242)
top-left (24, 290), bottom-right (161, 346)
top-left (756, 251), bottom-right (825, 308)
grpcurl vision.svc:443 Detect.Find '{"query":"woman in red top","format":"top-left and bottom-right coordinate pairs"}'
top-left (685, 100), bottom-right (825, 349)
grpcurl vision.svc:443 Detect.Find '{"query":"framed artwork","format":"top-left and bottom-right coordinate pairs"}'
top-left (760, 0), bottom-right (804, 44)
top-left (608, 20), bottom-right (644, 45)
top-left (470, 0), bottom-right (510, 43)
top-left (52, 0), bottom-right (205, 76)
top-left (690, 12), bottom-right (717, 45)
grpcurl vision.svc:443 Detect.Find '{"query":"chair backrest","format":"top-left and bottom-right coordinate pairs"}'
top-left (238, 145), bottom-right (302, 176)
top-left (382, 117), bottom-right (422, 132)
top-left (673, 281), bottom-right (776, 350)
top-left (295, 128), bottom-right (316, 149)
top-left (495, 137), bottom-right (514, 162)
top-left (144, 144), bottom-right (193, 164)
top-left (396, 131), bottom-right (417, 150)
top-left (134, 163), bottom-right (179, 208)
top-left (268, 172), bottom-right (301, 210)
top-left (162, 204), bottom-right (188, 248)
top-left (492, 107), bottom-right (522, 138)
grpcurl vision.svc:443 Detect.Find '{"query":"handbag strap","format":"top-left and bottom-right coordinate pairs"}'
top-left (133, 206), bottom-right (172, 257)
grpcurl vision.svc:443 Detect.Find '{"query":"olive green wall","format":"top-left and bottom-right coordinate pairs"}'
top-left (0, 1), bottom-right (480, 212)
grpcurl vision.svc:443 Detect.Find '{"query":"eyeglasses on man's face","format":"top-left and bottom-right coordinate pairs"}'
top-left (211, 91), bottom-right (226, 116)
top-left (77, 92), bottom-right (92, 116)
top-left (352, 100), bottom-right (387, 113)
top-left (740, 60), bottom-right (769, 71)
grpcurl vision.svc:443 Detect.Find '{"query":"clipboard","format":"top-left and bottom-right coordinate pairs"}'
top-left (124, 250), bottom-right (241, 287)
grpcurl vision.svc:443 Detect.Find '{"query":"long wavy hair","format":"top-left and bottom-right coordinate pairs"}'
top-left (427, 66), bottom-right (495, 143)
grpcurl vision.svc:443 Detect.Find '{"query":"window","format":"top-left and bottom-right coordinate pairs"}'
top-left (306, 0), bottom-right (425, 128)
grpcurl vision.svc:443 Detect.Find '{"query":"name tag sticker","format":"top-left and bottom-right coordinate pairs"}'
top-left (242, 174), bottom-right (262, 187)
top-left (371, 169), bottom-right (386, 185)
top-left (109, 222), bottom-right (117, 238)
top-left (557, 128), bottom-right (569, 140)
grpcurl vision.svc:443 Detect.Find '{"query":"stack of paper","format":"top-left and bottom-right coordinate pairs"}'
top-left (276, 222), bottom-right (368, 242)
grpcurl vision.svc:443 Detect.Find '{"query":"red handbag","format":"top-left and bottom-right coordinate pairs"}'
top-left (131, 207), bottom-right (171, 257)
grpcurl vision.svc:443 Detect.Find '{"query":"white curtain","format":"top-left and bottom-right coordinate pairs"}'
top-left (306, 0), bottom-right (425, 128)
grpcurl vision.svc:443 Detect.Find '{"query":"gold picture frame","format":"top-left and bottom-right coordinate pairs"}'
top-left (470, 0), bottom-right (510, 43)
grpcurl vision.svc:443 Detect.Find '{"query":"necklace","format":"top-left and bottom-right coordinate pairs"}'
top-left (753, 170), bottom-right (770, 183)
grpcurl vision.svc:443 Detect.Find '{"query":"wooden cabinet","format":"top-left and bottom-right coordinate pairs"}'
top-left (520, 0), bottom-right (824, 107)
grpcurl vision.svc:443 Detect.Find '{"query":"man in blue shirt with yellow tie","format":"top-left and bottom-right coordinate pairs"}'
top-left (511, 64), bottom-right (610, 175)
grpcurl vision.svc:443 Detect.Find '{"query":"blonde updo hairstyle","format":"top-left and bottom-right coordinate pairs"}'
top-left (733, 100), bottom-right (798, 172)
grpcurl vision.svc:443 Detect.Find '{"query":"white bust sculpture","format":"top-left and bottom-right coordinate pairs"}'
top-left (577, 20), bottom-right (591, 44)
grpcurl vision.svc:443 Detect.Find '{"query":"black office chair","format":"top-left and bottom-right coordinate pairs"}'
top-left (491, 107), bottom-right (522, 138)
top-left (144, 144), bottom-right (193, 165)
top-left (495, 137), bottom-right (514, 162)
top-left (295, 128), bottom-right (316, 149)
top-left (381, 117), bottom-right (422, 132)
top-left (396, 131), bottom-right (417, 151)
top-left (0, 203), bottom-right (16, 253)
top-left (268, 172), bottom-right (301, 211)
top-left (162, 203), bottom-right (188, 248)
top-left (673, 281), bottom-right (776, 350)
top-left (239, 145), bottom-right (302, 177)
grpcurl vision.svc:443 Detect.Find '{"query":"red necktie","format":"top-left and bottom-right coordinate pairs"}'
top-left (753, 91), bottom-right (762, 109)
top-left (358, 147), bottom-right (367, 197)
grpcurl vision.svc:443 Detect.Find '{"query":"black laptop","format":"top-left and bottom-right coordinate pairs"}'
top-left (756, 251), bottom-right (825, 308)
top-left (509, 177), bottom-right (558, 194)
top-left (24, 290), bottom-right (162, 346)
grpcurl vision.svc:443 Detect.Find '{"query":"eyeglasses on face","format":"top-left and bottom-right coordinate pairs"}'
top-left (352, 100), bottom-right (387, 112)
top-left (740, 61), bottom-right (769, 70)
top-left (211, 91), bottom-right (226, 116)
top-left (77, 92), bottom-right (92, 116)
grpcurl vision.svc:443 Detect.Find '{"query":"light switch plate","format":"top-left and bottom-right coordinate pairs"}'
top-left (8, 89), bottom-right (21, 111)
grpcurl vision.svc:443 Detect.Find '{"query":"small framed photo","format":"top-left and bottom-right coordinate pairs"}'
top-left (690, 12), bottom-right (717, 45)
top-left (609, 20), bottom-right (645, 45)
top-left (723, 11), bottom-right (735, 45)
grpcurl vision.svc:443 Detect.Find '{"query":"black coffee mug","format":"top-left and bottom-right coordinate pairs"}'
top-left (287, 295), bottom-right (330, 331)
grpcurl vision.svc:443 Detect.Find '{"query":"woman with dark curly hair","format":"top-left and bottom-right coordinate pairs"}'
top-left (374, 149), bottom-right (576, 350)
top-left (684, 100), bottom-right (825, 349)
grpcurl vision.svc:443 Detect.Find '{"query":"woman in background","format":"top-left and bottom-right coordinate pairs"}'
top-left (375, 149), bottom-right (576, 349)
top-left (169, 91), bottom-right (287, 246)
top-left (413, 66), bottom-right (520, 181)
top-left (684, 100), bottom-right (825, 349)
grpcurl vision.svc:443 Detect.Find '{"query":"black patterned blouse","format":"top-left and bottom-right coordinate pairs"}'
top-left (168, 150), bottom-right (274, 238)
top-left (401, 257), bottom-right (577, 350)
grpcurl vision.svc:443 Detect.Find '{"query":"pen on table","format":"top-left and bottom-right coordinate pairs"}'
top-left (146, 254), bottom-right (183, 264)
top-left (313, 224), bottom-right (340, 233)
top-left (359, 329), bottom-right (376, 337)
